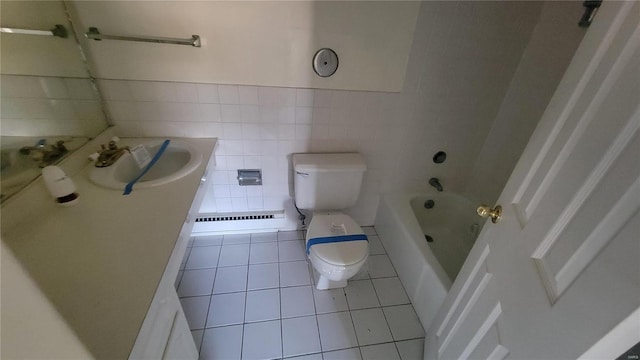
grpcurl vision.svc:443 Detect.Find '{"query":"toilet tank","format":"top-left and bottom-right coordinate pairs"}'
top-left (293, 153), bottom-right (367, 210)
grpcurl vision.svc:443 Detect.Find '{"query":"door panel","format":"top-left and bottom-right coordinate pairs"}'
top-left (436, 246), bottom-right (506, 360)
top-left (512, 3), bottom-right (639, 228)
top-left (425, 2), bottom-right (640, 359)
top-left (534, 135), bottom-right (640, 303)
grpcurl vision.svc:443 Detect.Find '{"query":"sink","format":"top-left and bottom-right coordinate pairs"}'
top-left (89, 139), bottom-right (203, 191)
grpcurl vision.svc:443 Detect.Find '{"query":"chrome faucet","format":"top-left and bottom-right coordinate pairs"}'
top-left (19, 139), bottom-right (68, 168)
top-left (94, 140), bottom-right (130, 167)
top-left (429, 177), bottom-right (443, 192)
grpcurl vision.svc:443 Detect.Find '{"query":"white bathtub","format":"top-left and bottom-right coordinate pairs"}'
top-left (374, 192), bottom-right (483, 330)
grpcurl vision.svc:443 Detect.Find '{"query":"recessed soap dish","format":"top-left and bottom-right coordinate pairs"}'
top-left (237, 169), bottom-right (262, 186)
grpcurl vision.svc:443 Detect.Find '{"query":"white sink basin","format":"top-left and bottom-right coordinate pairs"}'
top-left (90, 139), bottom-right (203, 191)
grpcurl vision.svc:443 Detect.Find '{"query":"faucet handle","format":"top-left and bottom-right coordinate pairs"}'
top-left (106, 138), bottom-right (127, 151)
top-left (429, 177), bottom-right (444, 192)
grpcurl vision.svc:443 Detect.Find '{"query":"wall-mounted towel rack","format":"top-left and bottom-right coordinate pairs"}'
top-left (0, 24), bottom-right (67, 38)
top-left (85, 27), bottom-right (201, 47)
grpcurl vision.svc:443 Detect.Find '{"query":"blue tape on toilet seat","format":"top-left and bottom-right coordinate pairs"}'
top-left (306, 234), bottom-right (368, 255)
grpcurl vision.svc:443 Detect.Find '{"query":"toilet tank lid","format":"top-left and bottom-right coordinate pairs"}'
top-left (293, 153), bottom-right (366, 172)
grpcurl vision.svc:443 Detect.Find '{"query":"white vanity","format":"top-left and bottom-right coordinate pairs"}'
top-left (0, 128), bottom-right (216, 359)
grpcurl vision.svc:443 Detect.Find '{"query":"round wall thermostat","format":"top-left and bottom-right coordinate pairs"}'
top-left (313, 48), bottom-right (339, 77)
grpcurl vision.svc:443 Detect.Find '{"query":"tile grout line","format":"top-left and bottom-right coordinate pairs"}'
top-left (239, 233), bottom-right (251, 360)
top-left (347, 229), bottom-right (380, 352)
top-left (279, 285), bottom-right (285, 358)
top-left (346, 295), bottom-right (362, 353)
top-left (357, 228), bottom-right (393, 356)
top-left (195, 229), bottom-right (406, 358)
top-left (175, 237), bottom-right (195, 289)
top-left (280, 300), bottom-right (285, 359)
top-left (394, 340), bottom-right (403, 360)
top-left (276, 232), bottom-right (285, 360)
top-left (359, 338), bottom-right (425, 358)
top-left (371, 277), bottom-right (399, 352)
top-left (205, 235), bottom-right (225, 335)
top-left (175, 270), bottom-right (185, 290)
top-left (302, 230), bottom-right (325, 356)
top-left (371, 226), bottom-right (427, 348)
top-left (182, 242), bottom-right (207, 353)
top-left (180, 245), bottom-right (194, 278)
top-left (309, 277), bottom-right (324, 355)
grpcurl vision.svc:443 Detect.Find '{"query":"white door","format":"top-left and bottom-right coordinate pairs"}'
top-left (425, 2), bottom-right (640, 359)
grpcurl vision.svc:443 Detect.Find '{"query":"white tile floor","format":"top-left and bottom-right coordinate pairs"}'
top-left (177, 227), bottom-right (425, 360)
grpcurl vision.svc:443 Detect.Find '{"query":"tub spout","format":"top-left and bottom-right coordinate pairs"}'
top-left (429, 178), bottom-right (443, 192)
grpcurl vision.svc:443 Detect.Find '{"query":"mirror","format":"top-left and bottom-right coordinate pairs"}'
top-left (0, 1), bottom-right (109, 202)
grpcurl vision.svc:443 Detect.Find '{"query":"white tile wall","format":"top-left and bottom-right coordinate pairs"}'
top-left (1, 75), bottom-right (108, 137)
top-left (96, 1), bottom-right (559, 227)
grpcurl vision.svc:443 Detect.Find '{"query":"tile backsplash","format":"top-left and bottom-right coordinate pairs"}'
top-left (100, 79), bottom-right (406, 225)
top-left (0, 75), bottom-right (107, 137)
top-left (95, 1), bottom-right (577, 227)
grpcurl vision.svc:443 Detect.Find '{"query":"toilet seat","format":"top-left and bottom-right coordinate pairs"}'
top-left (306, 213), bottom-right (368, 266)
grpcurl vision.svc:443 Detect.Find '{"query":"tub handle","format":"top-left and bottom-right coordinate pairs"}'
top-left (477, 204), bottom-right (502, 224)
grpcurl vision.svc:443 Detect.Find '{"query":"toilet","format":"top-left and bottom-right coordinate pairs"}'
top-left (292, 153), bottom-right (369, 290)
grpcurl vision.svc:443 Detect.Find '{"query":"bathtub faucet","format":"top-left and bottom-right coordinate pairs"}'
top-left (429, 177), bottom-right (443, 192)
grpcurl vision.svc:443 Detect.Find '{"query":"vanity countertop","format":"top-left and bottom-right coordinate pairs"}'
top-left (1, 131), bottom-right (216, 359)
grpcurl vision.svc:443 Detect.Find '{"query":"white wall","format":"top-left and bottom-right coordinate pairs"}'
top-left (98, 1), bottom-right (552, 228)
top-left (69, 1), bottom-right (419, 92)
top-left (466, 1), bottom-right (586, 204)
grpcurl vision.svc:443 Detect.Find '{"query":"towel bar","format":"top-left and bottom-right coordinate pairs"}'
top-left (0, 24), bottom-right (67, 38)
top-left (85, 27), bottom-right (200, 47)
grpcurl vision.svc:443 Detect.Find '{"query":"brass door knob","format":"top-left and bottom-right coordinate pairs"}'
top-left (477, 204), bottom-right (502, 224)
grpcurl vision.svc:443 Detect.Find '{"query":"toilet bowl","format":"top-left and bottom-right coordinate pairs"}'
top-left (292, 152), bottom-right (368, 290)
top-left (306, 212), bottom-right (368, 290)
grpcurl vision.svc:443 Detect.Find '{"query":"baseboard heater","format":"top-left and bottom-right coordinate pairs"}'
top-left (195, 211), bottom-right (285, 223)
